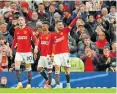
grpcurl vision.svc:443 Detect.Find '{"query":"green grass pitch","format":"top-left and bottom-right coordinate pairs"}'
top-left (0, 88), bottom-right (116, 94)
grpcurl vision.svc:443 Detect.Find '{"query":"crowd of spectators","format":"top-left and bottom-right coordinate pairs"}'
top-left (0, 0), bottom-right (116, 72)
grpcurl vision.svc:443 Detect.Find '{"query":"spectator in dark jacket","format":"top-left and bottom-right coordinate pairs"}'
top-left (85, 14), bottom-right (97, 37)
top-left (37, 3), bottom-right (48, 22)
top-left (97, 46), bottom-right (116, 71)
top-left (48, 4), bottom-right (56, 31)
top-left (63, 5), bottom-right (73, 26)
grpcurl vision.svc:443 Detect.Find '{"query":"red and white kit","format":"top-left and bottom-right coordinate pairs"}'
top-left (38, 32), bottom-right (52, 68)
top-left (11, 26), bottom-right (37, 64)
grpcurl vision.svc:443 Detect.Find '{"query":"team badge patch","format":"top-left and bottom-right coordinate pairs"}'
top-left (24, 30), bottom-right (27, 34)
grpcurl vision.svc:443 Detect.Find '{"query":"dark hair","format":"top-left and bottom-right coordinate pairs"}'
top-left (103, 46), bottom-right (110, 50)
top-left (39, 3), bottom-right (45, 6)
top-left (43, 21), bottom-right (50, 26)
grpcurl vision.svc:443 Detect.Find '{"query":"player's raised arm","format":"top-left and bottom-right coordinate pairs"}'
top-left (68, 11), bottom-right (81, 29)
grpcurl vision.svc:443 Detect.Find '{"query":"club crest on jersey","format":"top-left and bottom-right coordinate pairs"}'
top-left (46, 37), bottom-right (48, 40)
top-left (60, 32), bottom-right (63, 35)
top-left (24, 30), bottom-right (27, 34)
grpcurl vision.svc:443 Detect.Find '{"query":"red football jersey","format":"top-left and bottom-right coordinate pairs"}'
top-left (11, 26), bottom-right (37, 52)
top-left (52, 27), bottom-right (70, 54)
top-left (38, 32), bottom-right (52, 56)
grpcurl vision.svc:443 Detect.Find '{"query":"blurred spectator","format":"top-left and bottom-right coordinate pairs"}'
top-left (91, 24), bottom-right (110, 42)
top-left (85, 14), bottom-right (97, 37)
top-left (108, 6), bottom-right (116, 22)
top-left (28, 11), bottom-right (39, 30)
top-left (97, 46), bottom-right (116, 71)
top-left (8, 14), bottom-right (19, 37)
top-left (37, 3), bottom-right (48, 22)
top-left (101, 7), bottom-right (109, 21)
top-left (81, 47), bottom-right (99, 72)
top-left (106, 62), bottom-right (116, 72)
top-left (48, 4), bottom-right (56, 31)
top-left (72, 4), bottom-right (89, 22)
top-left (71, 19), bottom-right (89, 45)
top-left (77, 35), bottom-right (99, 57)
top-left (54, 12), bottom-right (61, 23)
top-left (57, 3), bottom-right (64, 18)
top-left (43, 1), bottom-right (50, 13)
top-left (110, 42), bottom-right (116, 58)
top-left (21, 1), bottom-right (33, 22)
top-left (0, 76), bottom-right (8, 88)
top-left (0, 14), bottom-right (5, 22)
top-left (0, 34), bottom-right (12, 72)
top-left (68, 33), bottom-right (77, 55)
top-left (95, 30), bottom-right (110, 55)
top-left (0, 1), bottom-right (11, 14)
top-left (0, 21), bottom-right (13, 47)
top-left (63, 5), bottom-right (73, 26)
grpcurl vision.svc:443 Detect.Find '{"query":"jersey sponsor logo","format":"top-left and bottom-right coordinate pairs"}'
top-left (55, 36), bottom-right (64, 43)
top-left (17, 36), bottom-right (27, 40)
top-left (41, 41), bottom-right (49, 45)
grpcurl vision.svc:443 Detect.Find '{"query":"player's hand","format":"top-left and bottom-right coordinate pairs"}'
top-left (34, 46), bottom-right (38, 54)
top-left (47, 55), bottom-right (54, 63)
top-left (34, 53), bottom-right (37, 60)
top-left (10, 49), bottom-right (13, 59)
top-left (34, 46), bottom-right (38, 60)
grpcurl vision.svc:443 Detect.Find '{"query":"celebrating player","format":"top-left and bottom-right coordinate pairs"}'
top-left (51, 12), bottom-right (80, 88)
top-left (37, 21), bottom-right (53, 88)
top-left (11, 16), bottom-right (38, 89)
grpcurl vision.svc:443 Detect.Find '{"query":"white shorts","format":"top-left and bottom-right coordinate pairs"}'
top-left (38, 56), bottom-right (53, 69)
top-left (54, 53), bottom-right (71, 67)
top-left (15, 52), bottom-right (34, 64)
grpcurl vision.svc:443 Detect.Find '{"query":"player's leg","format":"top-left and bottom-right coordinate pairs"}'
top-left (37, 56), bottom-right (48, 87)
top-left (45, 57), bottom-right (53, 88)
top-left (24, 52), bottom-right (33, 89)
top-left (15, 53), bottom-right (23, 88)
top-left (25, 64), bottom-right (32, 89)
top-left (63, 53), bottom-right (71, 88)
top-left (53, 54), bottom-right (61, 88)
top-left (64, 67), bottom-right (71, 88)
